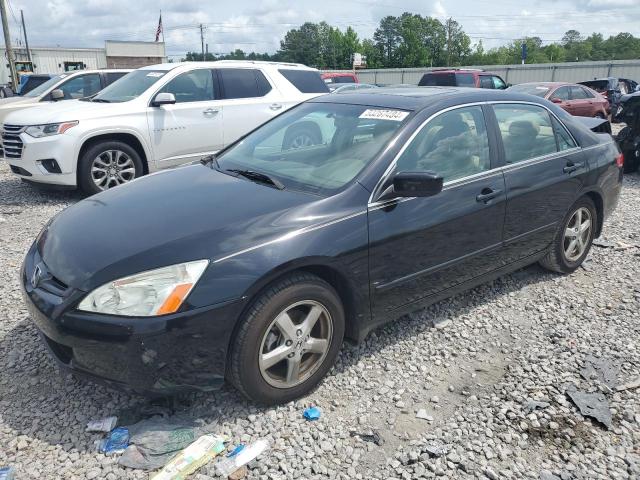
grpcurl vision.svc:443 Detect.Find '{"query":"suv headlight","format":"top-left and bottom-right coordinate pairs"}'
top-left (78, 260), bottom-right (209, 317)
top-left (25, 121), bottom-right (78, 138)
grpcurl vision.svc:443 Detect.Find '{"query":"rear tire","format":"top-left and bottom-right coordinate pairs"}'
top-left (539, 196), bottom-right (597, 274)
top-left (282, 122), bottom-right (322, 150)
top-left (78, 140), bottom-right (143, 195)
top-left (227, 272), bottom-right (344, 405)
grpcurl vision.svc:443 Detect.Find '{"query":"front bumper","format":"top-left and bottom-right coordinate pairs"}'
top-left (22, 243), bottom-right (244, 395)
top-left (5, 131), bottom-right (78, 187)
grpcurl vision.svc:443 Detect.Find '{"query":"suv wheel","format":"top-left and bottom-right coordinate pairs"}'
top-left (228, 273), bottom-right (344, 405)
top-left (78, 141), bottom-right (143, 195)
top-left (282, 122), bottom-right (322, 150)
top-left (539, 196), bottom-right (596, 274)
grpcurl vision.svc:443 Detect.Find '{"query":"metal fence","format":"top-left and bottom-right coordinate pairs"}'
top-left (324, 59), bottom-right (640, 86)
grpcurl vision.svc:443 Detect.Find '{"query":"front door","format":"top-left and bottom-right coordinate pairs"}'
top-left (368, 105), bottom-right (506, 321)
top-left (147, 68), bottom-right (223, 168)
top-left (491, 103), bottom-right (587, 263)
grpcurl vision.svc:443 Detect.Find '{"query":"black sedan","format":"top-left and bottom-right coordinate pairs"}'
top-left (22, 88), bottom-right (623, 404)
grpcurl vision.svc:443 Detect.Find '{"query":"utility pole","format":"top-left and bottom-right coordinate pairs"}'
top-left (199, 24), bottom-right (205, 61)
top-left (20, 10), bottom-right (31, 63)
top-left (0, 0), bottom-right (18, 89)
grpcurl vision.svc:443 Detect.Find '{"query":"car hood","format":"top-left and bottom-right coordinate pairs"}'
top-left (0, 96), bottom-right (36, 108)
top-left (4, 99), bottom-right (131, 124)
top-left (39, 165), bottom-right (329, 291)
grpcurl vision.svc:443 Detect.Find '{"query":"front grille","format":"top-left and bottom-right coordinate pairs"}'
top-left (2, 124), bottom-right (24, 159)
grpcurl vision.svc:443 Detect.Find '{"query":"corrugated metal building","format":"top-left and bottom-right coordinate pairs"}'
top-left (327, 59), bottom-right (640, 86)
top-left (0, 40), bottom-right (166, 84)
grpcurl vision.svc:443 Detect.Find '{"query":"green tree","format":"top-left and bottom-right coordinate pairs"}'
top-left (444, 18), bottom-right (471, 66)
top-left (373, 16), bottom-right (401, 67)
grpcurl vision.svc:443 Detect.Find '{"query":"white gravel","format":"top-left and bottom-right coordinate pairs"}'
top-left (0, 161), bottom-right (639, 480)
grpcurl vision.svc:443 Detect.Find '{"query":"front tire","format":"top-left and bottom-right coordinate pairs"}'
top-left (539, 196), bottom-right (597, 274)
top-left (228, 273), bottom-right (344, 405)
top-left (78, 140), bottom-right (143, 195)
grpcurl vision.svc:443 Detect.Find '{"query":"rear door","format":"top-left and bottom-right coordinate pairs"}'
top-left (216, 68), bottom-right (284, 147)
top-left (368, 105), bottom-right (506, 319)
top-left (569, 86), bottom-right (591, 116)
top-left (490, 102), bottom-right (586, 263)
top-left (146, 68), bottom-right (223, 168)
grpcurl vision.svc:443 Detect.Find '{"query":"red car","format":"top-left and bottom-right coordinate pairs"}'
top-left (509, 82), bottom-right (609, 118)
top-left (321, 72), bottom-right (358, 91)
top-left (418, 69), bottom-right (508, 89)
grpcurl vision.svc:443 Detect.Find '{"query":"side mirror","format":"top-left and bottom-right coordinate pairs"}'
top-left (152, 92), bottom-right (176, 106)
top-left (550, 97), bottom-right (562, 104)
top-left (51, 89), bottom-right (64, 101)
top-left (379, 171), bottom-right (443, 201)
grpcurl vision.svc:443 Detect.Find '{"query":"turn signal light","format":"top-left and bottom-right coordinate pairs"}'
top-left (615, 153), bottom-right (624, 168)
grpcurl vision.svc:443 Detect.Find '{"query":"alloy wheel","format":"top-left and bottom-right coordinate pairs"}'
top-left (258, 300), bottom-right (333, 389)
top-left (288, 134), bottom-right (314, 149)
top-left (563, 207), bottom-right (592, 262)
top-left (91, 149), bottom-right (136, 190)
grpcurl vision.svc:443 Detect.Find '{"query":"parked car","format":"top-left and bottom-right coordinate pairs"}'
top-left (614, 90), bottom-right (640, 173)
top-left (4, 61), bottom-right (329, 194)
top-left (508, 82), bottom-right (609, 118)
top-left (331, 83), bottom-right (377, 93)
top-left (321, 72), bottom-right (358, 91)
top-left (418, 69), bottom-right (508, 89)
top-left (16, 73), bottom-right (55, 95)
top-left (578, 77), bottom-right (636, 116)
top-left (0, 69), bottom-right (132, 129)
top-left (22, 88), bottom-right (622, 404)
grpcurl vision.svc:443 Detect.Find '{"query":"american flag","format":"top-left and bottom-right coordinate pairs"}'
top-left (155, 13), bottom-right (163, 42)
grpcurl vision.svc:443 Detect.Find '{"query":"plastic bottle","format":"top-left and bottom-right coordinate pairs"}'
top-left (215, 439), bottom-right (269, 477)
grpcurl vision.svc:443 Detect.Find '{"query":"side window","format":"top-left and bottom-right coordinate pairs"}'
top-left (256, 71), bottom-right (273, 96)
top-left (455, 73), bottom-right (475, 87)
top-left (551, 116), bottom-right (577, 151)
top-left (493, 104), bottom-right (558, 164)
top-left (479, 76), bottom-right (494, 89)
top-left (58, 74), bottom-right (101, 99)
top-left (278, 69), bottom-right (330, 93)
top-left (552, 86), bottom-right (570, 101)
top-left (395, 106), bottom-right (490, 182)
top-left (492, 76), bottom-right (506, 89)
top-left (159, 69), bottom-right (214, 103)
top-left (570, 86), bottom-right (588, 99)
top-left (106, 72), bottom-right (128, 85)
top-left (219, 68), bottom-right (267, 99)
top-left (581, 87), bottom-right (595, 99)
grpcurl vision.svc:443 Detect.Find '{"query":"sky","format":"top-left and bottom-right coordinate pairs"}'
top-left (5, 0), bottom-right (640, 59)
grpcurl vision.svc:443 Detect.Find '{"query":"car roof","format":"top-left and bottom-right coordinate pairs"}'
top-left (310, 87), bottom-right (540, 110)
top-left (140, 60), bottom-right (317, 72)
top-left (515, 82), bottom-right (570, 87)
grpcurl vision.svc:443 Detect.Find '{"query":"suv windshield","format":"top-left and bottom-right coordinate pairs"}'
top-left (24, 74), bottom-right (65, 98)
top-left (91, 70), bottom-right (166, 103)
top-left (508, 84), bottom-right (550, 97)
top-left (217, 102), bottom-right (408, 195)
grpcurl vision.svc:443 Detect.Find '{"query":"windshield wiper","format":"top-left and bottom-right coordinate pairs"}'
top-left (226, 169), bottom-right (284, 190)
top-left (92, 98), bottom-right (111, 103)
top-left (201, 154), bottom-right (220, 170)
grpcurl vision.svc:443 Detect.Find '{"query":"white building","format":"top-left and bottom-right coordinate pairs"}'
top-left (0, 40), bottom-right (166, 84)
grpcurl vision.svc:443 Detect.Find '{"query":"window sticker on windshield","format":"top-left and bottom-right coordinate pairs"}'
top-left (359, 109), bottom-right (409, 121)
top-left (146, 72), bottom-right (164, 77)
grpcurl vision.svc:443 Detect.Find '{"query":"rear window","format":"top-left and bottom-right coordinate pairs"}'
top-left (418, 72), bottom-right (475, 87)
top-left (279, 69), bottom-right (330, 93)
top-left (508, 84), bottom-right (550, 97)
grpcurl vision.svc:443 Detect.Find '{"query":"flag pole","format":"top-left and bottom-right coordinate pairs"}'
top-left (161, 10), bottom-right (165, 43)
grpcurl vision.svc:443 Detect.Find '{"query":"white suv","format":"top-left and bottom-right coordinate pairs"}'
top-left (3, 61), bottom-right (329, 194)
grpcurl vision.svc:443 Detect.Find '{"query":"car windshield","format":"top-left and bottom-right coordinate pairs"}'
top-left (24, 74), bottom-right (65, 98)
top-left (508, 84), bottom-right (550, 97)
top-left (216, 102), bottom-right (409, 195)
top-left (91, 70), bottom-right (167, 103)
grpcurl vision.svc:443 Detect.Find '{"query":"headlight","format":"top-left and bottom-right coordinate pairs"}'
top-left (25, 121), bottom-right (78, 138)
top-left (78, 260), bottom-right (209, 317)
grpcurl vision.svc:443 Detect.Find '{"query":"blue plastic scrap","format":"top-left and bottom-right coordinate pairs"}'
top-left (303, 407), bottom-right (321, 421)
top-left (98, 427), bottom-right (130, 454)
top-left (0, 467), bottom-right (15, 480)
top-left (226, 444), bottom-right (245, 457)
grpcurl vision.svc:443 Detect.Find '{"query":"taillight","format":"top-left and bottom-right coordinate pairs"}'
top-left (616, 153), bottom-right (624, 168)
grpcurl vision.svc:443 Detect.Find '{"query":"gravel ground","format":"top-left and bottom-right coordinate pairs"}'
top-left (0, 160), bottom-right (639, 480)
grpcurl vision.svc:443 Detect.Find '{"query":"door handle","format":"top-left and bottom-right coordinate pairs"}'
top-left (203, 108), bottom-right (219, 116)
top-left (563, 161), bottom-right (584, 174)
top-left (269, 103), bottom-right (283, 111)
top-left (476, 188), bottom-right (502, 203)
